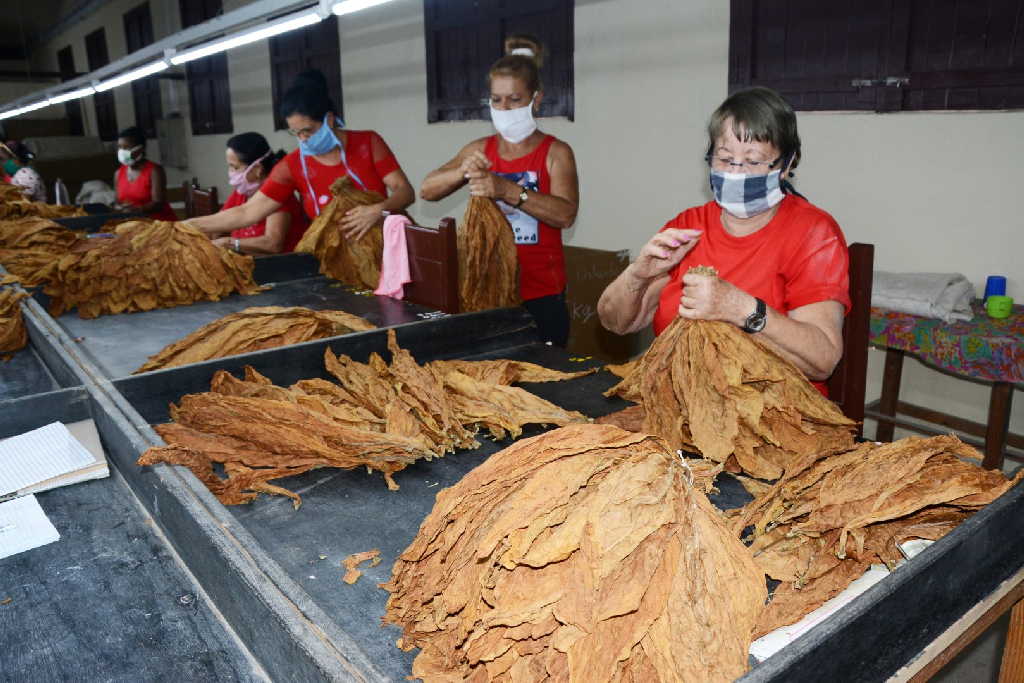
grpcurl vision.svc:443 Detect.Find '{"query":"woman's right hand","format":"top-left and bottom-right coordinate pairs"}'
top-left (628, 228), bottom-right (703, 282)
top-left (458, 150), bottom-right (491, 178)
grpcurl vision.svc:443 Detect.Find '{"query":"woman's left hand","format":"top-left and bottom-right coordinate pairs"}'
top-left (678, 272), bottom-right (754, 326)
top-left (466, 168), bottom-right (513, 200)
top-left (340, 203), bottom-right (384, 241)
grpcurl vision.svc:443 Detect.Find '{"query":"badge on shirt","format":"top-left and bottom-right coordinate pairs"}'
top-left (495, 171), bottom-right (539, 245)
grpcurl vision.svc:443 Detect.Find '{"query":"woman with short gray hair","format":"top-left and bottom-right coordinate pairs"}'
top-left (597, 87), bottom-right (850, 396)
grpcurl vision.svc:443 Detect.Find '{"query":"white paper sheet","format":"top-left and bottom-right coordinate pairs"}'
top-left (0, 422), bottom-right (96, 498)
top-left (0, 494), bottom-right (60, 560)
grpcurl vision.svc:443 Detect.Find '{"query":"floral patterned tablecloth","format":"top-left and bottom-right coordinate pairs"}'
top-left (869, 301), bottom-right (1024, 385)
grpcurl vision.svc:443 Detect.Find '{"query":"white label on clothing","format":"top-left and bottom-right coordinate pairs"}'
top-left (495, 171), bottom-right (539, 245)
top-left (319, 194), bottom-right (329, 205)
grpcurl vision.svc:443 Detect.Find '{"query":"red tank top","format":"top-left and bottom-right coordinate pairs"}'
top-left (483, 134), bottom-right (566, 301)
top-left (115, 160), bottom-right (178, 221)
top-left (222, 190), bottom-right (310, 252)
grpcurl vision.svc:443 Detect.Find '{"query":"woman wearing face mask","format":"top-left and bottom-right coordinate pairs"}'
top-left (187, 69), bottom-right (414, 242)
top-left (0, 141), bottom-right (46, 202)
top-left (597, 87), bottom-right (850, 394)
top-left (113, 126), bottom-right (178, 220)
top-left (420, 36), bottom-right (579, 348)
top-left (207, 133), bottom-right (309, 254)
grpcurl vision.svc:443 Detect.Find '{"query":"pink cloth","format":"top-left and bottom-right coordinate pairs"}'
top-left (375, 214), bottom-right (412, 298)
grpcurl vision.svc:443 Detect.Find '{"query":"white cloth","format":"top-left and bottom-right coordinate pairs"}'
top-left (75, 180), bottom-right (117, 207)
top-left (871, 271), bottom-right (976, 322)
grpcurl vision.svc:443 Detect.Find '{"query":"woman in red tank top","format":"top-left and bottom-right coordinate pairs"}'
top-left (188, 70), bottom-right (413, 244)
top-left (114, 126), bottom-right (178, 221)
top-left (421, 36), bottom-right (580, 347)
top-left (207, 132), bottom-right (309, 254)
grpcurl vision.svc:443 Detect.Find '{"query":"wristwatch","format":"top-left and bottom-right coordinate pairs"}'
top-left (742, 297), bottom-right (767, 333)
top-left (232, 238), bottom-right (241, 253)
top-left (513, 189), bottom-right (529, 208)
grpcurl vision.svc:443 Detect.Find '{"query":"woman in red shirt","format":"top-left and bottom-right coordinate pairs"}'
top-left (421, 36), bottom-right (579, 347)
top-left (113, 126), bottom-right (177, 221)
top-left (208, 132), bottom-right (309, 254)
top-left (597, 88), bottom-right (850, 393)
top-left (188, 70), bottom-right (414, 242)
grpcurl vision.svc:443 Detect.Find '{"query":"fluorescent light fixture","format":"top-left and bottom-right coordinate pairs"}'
top-left (0, 108), bottom-right (24, 120)
top-left (48, 86), bottom-right (96, 105)
top-left (332, 0), bottom-right (397, 16)
top-left (94, 59), bottom-right (169, 93)
top-left (170, 11), bottom-right (322, 65)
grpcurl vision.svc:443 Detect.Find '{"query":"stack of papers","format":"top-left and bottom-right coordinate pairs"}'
top-left (0, 495), bottom-right (60, 560)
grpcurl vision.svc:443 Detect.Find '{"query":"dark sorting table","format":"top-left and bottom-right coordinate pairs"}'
top-left (0, 388), bottom-right (262, 682)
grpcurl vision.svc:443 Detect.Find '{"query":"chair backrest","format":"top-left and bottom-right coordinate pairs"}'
top-left (827, 242), bottom-right (874, 436)
top-left (183, 177), bottom-right (220, 218)
top-left (403, 217), bottom-right (460, 314)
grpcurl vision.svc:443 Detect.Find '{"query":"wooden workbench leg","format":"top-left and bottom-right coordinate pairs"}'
top-left (999, 599), bottom-right (1024, 683)
top-left (876, 348), bottom-right (904, 442)
top-left (983, 382), bottom-right (1014, 471)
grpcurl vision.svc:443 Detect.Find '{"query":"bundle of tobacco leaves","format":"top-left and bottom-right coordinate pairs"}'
top-left (0, 182), bottom-right (23, 202)
top-left (733, 435), bottom-right (1022, 637)
top-left (0, 198), bottom-right (85, 220)
top-left (0, 287), bottom-right (29, 358)
top-left (138, 330), bottom-right (588, 506)
top-left (383, 423), bottom-right (766, 682)
top-left (134, 306), bottom-right (376, 373)
top-left (458, 196), bottom-right (519, 312)
top-left (45, 220), bottom-right (262, 319)
top-left (606, 282), bottom-right (855, 480)
top-left (0, 217), bottom-right (79, 286)
top-left (295, 177), bottom-right (385, 290)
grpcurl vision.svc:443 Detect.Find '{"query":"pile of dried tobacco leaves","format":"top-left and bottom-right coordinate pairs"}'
top-left (383, 423), bottom-right (767, 682)
top-left (0, 186), bottom-right (85, 219)
top-left (0, 217), bottom-right (79, 286)
top-left (45, 220), bottom-right (262, 318)
top-left (295, 177), bottom-right (385, 290)
top-left (135, 306), bottom-right (376, 373)
top-left (606, 314), bottom-right (856, 480)
top-left (138, 330), bottom-right (591, 506)
top-left (0, 287), bottom-right (29, 358)
top-left (458, 197), bottom-right (519, 312)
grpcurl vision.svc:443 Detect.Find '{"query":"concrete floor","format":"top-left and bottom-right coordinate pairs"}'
top-left (932, 612), bottom-right (1010, 682)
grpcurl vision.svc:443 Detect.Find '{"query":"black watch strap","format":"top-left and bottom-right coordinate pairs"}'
top-left (742, 297), bottom-right (767, 333)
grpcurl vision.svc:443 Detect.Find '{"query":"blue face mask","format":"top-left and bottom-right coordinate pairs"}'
top-left (298, 114), bottom-right (342, 156)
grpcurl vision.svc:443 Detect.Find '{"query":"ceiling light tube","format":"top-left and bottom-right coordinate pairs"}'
top-left (93, 59), bottom-right (169, 93)
top-left (170, 10), bottom-right (322, 66)
top-left (48, 86), bottom-right (96, 105)
top-left (332, 0), bottom-right (397, 16)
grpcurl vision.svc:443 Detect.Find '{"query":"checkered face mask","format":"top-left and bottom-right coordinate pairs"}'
top-left (709, 168), bottom-right (785, 219)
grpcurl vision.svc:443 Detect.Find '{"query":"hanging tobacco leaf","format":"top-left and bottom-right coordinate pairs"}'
top-left (458, 197), bottom-right (519, 312)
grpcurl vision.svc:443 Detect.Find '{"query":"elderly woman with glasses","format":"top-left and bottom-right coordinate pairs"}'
top-left (597, 87), bottom-right (850, 395)
top-left (189, 69), bottom-right (414, 242)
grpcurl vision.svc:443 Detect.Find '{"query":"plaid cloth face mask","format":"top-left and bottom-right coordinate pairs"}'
top-left (709, 168), bottom-right (785, 219)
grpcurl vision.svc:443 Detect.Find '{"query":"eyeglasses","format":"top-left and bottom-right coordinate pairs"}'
top-left (287, 123), bottom-right (320, 139)
top-left (705, 153), bottom-right (784, 172)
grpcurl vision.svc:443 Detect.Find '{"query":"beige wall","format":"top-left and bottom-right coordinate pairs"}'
top-left (23, 0), bottom-right (1024, 442)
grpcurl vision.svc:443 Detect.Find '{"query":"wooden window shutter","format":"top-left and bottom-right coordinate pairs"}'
top-left (57, 46), bottom-right (85, 136)
top-left (179, 0), bottom-right (233, 135)
top-left (269, 15), bottom-right (343, 130)
top-left (123, 2), bottom-right (163, 139)
top-left (85, 28), bottom-right (119, 141)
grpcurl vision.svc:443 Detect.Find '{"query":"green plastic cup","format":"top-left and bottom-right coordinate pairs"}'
top-left (986, 295), bottom-right (1014, 319)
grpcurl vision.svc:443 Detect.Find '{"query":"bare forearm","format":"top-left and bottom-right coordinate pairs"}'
top-left (236, 234), bottom-right (283, 255)
top-left (190, 204), bottom-right (263, 235)
top-left (382, 183), bottom-right (415, 214)
top-left (598, 266), bottom-right (664, 335)
top-left (420, 166), bottom-right (465, 201)
top-left (508, 184), bottom-right (577, 229)
top-left (753, 308), bottom-right (842, 381)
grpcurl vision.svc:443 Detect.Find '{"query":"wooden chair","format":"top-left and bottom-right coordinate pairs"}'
top-left (183, 177), bottom-right (220, 218)
top-left (826, 242), bottom-right (875, 437)
top-left (403, 217), bottom-right (460, 314)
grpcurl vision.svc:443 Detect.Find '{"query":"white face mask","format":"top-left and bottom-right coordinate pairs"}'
top-left (489, 96), bottom-right (537, 144)
top-left (118, 145), bottom-right (142, 166)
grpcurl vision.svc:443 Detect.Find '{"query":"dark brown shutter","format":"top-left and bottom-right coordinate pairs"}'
top-left (56, 46), bottom-right (84, 136)
top-left (179, 0), bottom-right (233, 135)
top-left (269, 15), bottom-right (343, 130)
top-left (85, 28), bottom-right (118, 141)
top-left (123, 2), bottom-right (163, 139)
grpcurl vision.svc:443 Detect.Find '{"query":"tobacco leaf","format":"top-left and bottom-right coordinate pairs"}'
top-left (0, 190), bottom-right (85, 219)
top-left (383, 424), bottom-right (766, 682)
top-left (134, 306), bottom-right (376, 373)
top-left (342, 549), bottom-right (381, 584)
top-left (594, 405), bottom-right (646, 433)
top-left (0, 287), bottom-right (29, 358)
top-left (458, 196), bottom-right (519, 312)
top-left (44, 220), bottom-right (262, 318)
top-left (427, 359), bottom-right (595, 385)
top-left (606, 314), bottom-right (856, 480)
top-left (0, 217), bottom-right (79, 286)
top-left (295, 177), bottom-right (385, 289)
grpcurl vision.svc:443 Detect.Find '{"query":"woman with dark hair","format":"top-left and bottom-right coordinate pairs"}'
top-left (113, 126), bottom-right (177, 220)
top-left (597, 87), bottom-right (850, 394)
top-left (420, 35), bottom-right (580, 347)
top-left (0, 140), bottom-right (46, 202)
top-left (208, 132), bottom-right (309, 254)
top-left (188, 70), bottom-right (414, 241)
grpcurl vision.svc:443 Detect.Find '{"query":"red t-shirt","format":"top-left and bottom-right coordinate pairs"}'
top-left (115, 160), bottom-right (178, 221)
top-left (653, 195), bottom-right (851, 393)
top-left (483, 134), bottom-right (566, 301)
top-left (221, 190), bottom-right (310, 253)
top-left (259, 130), bottom-right (400, 220)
